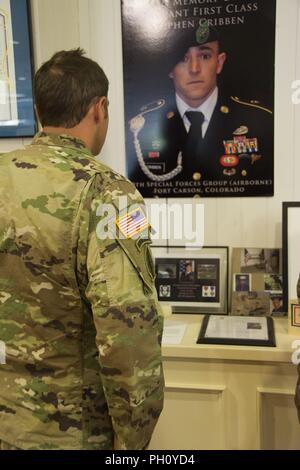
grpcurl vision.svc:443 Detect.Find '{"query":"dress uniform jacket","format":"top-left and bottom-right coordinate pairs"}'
top-left (128, 94), bottom-right (273, 197)
top-left (0, 132), bottom-right (164, 450)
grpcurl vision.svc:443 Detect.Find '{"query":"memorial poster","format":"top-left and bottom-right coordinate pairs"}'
top-left (122, 0), bottom-right (276, 198)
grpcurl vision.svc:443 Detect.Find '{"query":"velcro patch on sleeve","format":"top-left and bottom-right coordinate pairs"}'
top-left (116, 207), bottom-right (149, 239)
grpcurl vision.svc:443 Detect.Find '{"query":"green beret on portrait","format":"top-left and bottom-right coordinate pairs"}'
top-left (166, 21), bottom-right (222, 72)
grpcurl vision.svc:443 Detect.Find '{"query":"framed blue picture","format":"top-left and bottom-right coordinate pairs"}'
top-left (0, 0), bottom-right (36, 137)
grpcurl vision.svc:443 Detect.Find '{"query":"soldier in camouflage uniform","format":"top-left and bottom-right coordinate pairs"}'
top-left (0, 49), bottom-right (164, 450)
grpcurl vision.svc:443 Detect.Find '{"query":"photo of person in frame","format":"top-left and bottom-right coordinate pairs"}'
top-left (270, 295), bottom-right (285, 316)
top-left (123, 0), bottom-right (275, 198)
top-left (179, 260), bottom-right (195, 282)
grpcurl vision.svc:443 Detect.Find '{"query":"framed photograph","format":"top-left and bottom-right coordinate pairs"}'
top-left (231, 247), bottom-right (285, 317)
top-left (283, 202), bottom-right (300, 313)
top-left (231, 291), bottom-right (270, 317)
top-left (269, 294), bottom-right (284, 317)
top-left (233, 273), bottom-right (252, 292)
top-left (197, 315), bottom-right (276, 347)
top-left (240, 248), bottom-right (280, 273)
top-left (264, 274), bottom-right (283, 293)
top-left (122, 0), bottom-right (276, 199)
top-left (0, 0), bottom-right (36, 137)
top-left (152, 246), bottom-right (228, 315)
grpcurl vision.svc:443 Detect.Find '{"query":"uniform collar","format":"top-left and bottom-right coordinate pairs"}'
top-left (175, 88), bottom-right (219, 136)
top-left (176, 87), bottom-right (219, 123)
top-left (31, 131), bottom-right (93, 157)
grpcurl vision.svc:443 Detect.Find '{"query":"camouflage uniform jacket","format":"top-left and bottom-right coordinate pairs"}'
top-left (0, 132), bottom-right (164, 450)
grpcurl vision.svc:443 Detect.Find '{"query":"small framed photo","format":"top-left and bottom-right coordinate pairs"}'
top-left (240, 248), bottom-right (280, 274)
top-left (232, 247), bottom-right (284, 316)
top-left (152, 246), bottom-right (228, 315)
top-left (233, 273), bottom-right (251, 292)
top-left (264, 274), bottom-right (283, 293)
top-left (0, 0), bottom-right (36, 137)
top-left (197, 315), bottom-right (276, 347)
top-left (231, 291), bottom-right (270, 316)
top-left (269, 294), bottom-right (285, 317)
top-left (283, 202), bottom-right (300, 312)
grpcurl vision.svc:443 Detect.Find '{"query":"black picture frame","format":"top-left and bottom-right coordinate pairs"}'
top-left (282, 202), bottom-right (300, 313)
top-left (0, 0), bottom-right (36, 137)
top-left (152, 245), bottom-right (229, 315)
top-left (197, 315), bottom-right (276, 347)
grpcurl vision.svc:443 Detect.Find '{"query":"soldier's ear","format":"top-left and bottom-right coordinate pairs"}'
top-left (169, 71), bottom-right (174, 79)
top-left (99, 96), bottom-right (109, 120)
top-left (93, 97), bottom-right (108, 123)
top-left (216, 52), bottom-right (226, 75)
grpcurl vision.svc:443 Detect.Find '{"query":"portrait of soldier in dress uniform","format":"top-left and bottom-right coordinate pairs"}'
top-left (179, 261), bottom-right (195, 282)
top-left (124, 7), bottom-right (275, 198)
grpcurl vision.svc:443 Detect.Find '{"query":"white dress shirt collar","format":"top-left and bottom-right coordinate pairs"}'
top-left (176, 87), bottom-right (219, 136)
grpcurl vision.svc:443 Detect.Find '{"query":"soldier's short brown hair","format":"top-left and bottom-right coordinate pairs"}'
top-left (34, 48), bottom-right (109, 128)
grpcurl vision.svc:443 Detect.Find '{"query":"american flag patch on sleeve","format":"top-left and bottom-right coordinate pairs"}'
top-left (116, 207), bottom-right (149, 238)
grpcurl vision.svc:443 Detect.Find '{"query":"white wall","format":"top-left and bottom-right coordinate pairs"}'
top-left (1, 0), bottom-right (299, 251)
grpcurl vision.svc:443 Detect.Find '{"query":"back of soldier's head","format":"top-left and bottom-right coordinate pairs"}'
top-left (34, 48), bottom-right (109, 128)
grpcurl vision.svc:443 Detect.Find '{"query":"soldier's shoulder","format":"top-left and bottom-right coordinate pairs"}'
top-left (229, 96), bottom-right (273, 115)
top-left (0, 146), bottom-right (34, 167)
top-left (146, 98), bottom-right (180, 130)
top-left (89, 167), bottom-right (143, 206)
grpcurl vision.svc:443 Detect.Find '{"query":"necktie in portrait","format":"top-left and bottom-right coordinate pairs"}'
top-left (184, 111), bottom-right (205, 160)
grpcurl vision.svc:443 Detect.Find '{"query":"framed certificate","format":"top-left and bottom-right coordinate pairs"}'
top-left (0, 0), bottom-right (36, 137)
top-left (197, 315), bottom-right (276, 347)
top-left (152, 246), bottom-right (228, 314)
top-left (291, 303), bottom-right (300, 328)
top-left (282, 202), bottom-right (300, 313)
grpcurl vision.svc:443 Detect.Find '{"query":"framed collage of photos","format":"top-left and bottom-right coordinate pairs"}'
top-left (152, 246), bottom-right (228, 315)
top-left (0, 0), bottom-right (35, 137)
top-left (283, 202), bottom-right (300, 321)
top-left (231, 247), bottom-right (284, 317)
